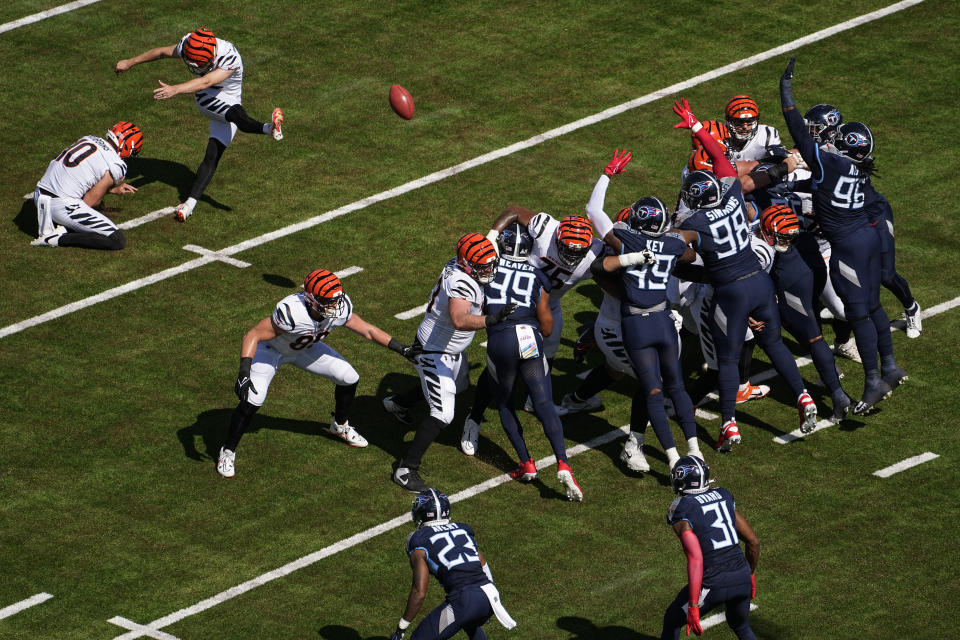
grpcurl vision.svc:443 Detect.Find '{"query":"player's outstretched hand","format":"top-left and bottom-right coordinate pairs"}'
top-left (782, 56), bottom-right (796, 81)
top-left (110, 183), bottom-right (138, 195)
top-left (604, 149), bottom-right (632, 176)
top-left (153, 80), bottom-right (177, 100)
top-left (686, 604), bottom-right (703, 636)
top-left (673, 98), bottom-right (698, 130)
top-left (114, 60), bottom-right (131, 74)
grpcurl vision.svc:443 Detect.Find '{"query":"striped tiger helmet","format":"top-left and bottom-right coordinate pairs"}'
top-left (555, 215), bottom-right (593, 266)
top-left (725, 95), bottom-right (760, 143)
top-left (303, 269), bottom-right (345, 318)
top-left (106, 121), bottom-right (143, 159)
top-left (760, 204), bottom-right (800, 252)
top-left (182, 27), bottom-right (217, 75)
top-left (687, 147), bottom-right (714, 173)
top-left (457, 233), bottom-right (499, 284)
top-left (615, 207), bottom-right (632, 224)
top-left (690, 119), bottom-right (731, 151)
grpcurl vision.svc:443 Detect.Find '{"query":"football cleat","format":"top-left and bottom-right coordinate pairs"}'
top-left (174, 202), bottom-right (193, 222)
top-left (329, 417), bottom-right (368, 447)
top-left (460, 417), bottom-right (480, 456)
top-left (715, 420), bottom-right (741, 452)
top-left (797, 392), bottom-right (818, 434)
top-left (852, 378), bottom-right (893, 415)
top-left (557, 392), bottom-right (604, 416)
top-left (217, 447), bottom-right (236, 478)
top-left (621, 432), bottom-right (650, 473)
top-left (31, 225), bottom-right (67, 247)
top-left (271, 107), bottom-right (284, 141)
top-left (904, 305), bottom-right (922, 339)
top-left (509, 458), bottom-right (537, 481)
top-left (830, 390), bottom-right (853, 424)
top-left (556, 461), bottom-right (583, 502)
top-left (382, 395), bottom-right (412, 425)
top-left (833, 338), bottom-right (862, 364)
top-left (882, 364), bottom-right (908, 389)
top-left (392, 466), bottom-right (427, 493)
top-left (736, 383), bottom-right (770, 404)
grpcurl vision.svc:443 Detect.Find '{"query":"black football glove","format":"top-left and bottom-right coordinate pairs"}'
top-left (388, 338), bottom-right (422, 363)
top-left (780, 56), bottom-right (796, 109)
top-left (485, 303), bottom-right (519, 328)
top-left (234, 357), bottom-right (256, 402)
top-left (389, 630), bottom-right (405, 640)
top-left (573, 323), bottom-right (597, 363)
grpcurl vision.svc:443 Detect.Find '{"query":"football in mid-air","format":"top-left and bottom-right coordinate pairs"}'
top-left (389, 84), bottom-right (415, 120)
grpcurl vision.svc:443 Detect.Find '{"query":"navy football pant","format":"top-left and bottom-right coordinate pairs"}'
top-left (486, 329), bottom-right (567, 463)
top-left (411, 587), bottom-right (492, 640)
top-left (622, 311), bottom-right (697, 449)
top-left (710, 271), bottom-right (806, 422)
top-left (873, 217), bottom-right (916, 310)
top-left (661, 577), bottom-right (755, 640)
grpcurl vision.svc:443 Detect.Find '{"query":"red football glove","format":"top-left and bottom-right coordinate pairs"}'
top-left (751, 573), bottom-right (756, 599)
top-left (604, 149), bottom-right (632, 176)
top-left (673, 98), bottom-right (699, 130)
top-left (686, 604), bottom-right (703, 636)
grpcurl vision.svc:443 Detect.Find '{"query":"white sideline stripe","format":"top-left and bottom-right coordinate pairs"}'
top-left (873, 452), bottom-right (939, 478)
top-left (108, 617), bottom-right (181, 640)
top-left (2, 0), bottom-right (924, 342)
top-left (395, 304), bottom-right (428, 320)
top-left (335, 266), bottom-right (364, 279)
top-left (119, 207), bottom-right (176, 229)
top-left (0, 0), bottom-right (102, 35)
top-left (773, 418), bottom-right (836, 444)
top-left (0, 592), bottom-right (53, 620)
top-left (182, 245), bottom-right (251, 268)
top-left (701, 604), bottom-right (759, 631)
top-left (109, 424), bottom-right (632, 639)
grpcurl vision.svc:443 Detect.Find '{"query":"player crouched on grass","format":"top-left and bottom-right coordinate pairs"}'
top-left (115, 27), bottom-right (283, 222)
top-left (389, 488), bottom-right (516, 640)
top-left (218, 269), bottom-right (419, 478)
top-left (31, 121), bottom-right (142, 249)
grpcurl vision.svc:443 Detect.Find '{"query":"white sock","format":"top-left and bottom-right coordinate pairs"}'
top-left (183, 197), bottom-right (197, 210)
top-left (665, 447), bottom-right (680, 468)
top-left (262, 122), bottom-right (272, 134)
top-left (687, 437), bottom-right (702, 457)
top-left (738, 382), bottom-right (750, 392)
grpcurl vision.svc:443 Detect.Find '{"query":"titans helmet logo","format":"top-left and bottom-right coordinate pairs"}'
top-left (844, 131), bottom-right (869, 148)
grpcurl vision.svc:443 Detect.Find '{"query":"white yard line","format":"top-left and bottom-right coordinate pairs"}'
top-left (0, 593), bottom-right (53, 620)
top-left (108, 617), bottom-right (181, 640)
top-left (873, 452), bottom-right (939, 478)
top-left (0, 0), bottom-right (102, 35)
top-left (701, 604), bottom-right (759, 631)
top-left (5, 0), bottom-right (926, 342)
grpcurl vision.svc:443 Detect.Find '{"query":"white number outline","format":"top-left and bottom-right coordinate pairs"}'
top-left (429, 529), bottom-right (480, 570)
top-left (486, 269), bottom-right (536, 306)
top-left (708, 206), bottom-right (750, 259)
top-left (626, 256), bottom-right (672, 291)
top-left (830, 175), bottom-right (864, 209)
top-left (701, 501), bottom-right (739, 550)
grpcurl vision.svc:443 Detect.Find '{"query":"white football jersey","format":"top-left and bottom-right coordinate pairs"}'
top-left (174, 34), bottom-right (244, 97)
top-left (526, 212), bottom-right (604, 307)
top-left (417, 259), bottom-right (484, 354)
top-left (37, 136), bottom-right (126, 199)
top-left (728, 124), bottom-right (782, 163)
top-left (267, 292), bottom-right (352, 357)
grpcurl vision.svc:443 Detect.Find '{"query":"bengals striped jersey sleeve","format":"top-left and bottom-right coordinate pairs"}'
top-left (416, 259), bottom-right (484, 354)
top-left (174, 34), bottom-right (244, 95)
top-left (267, 292), bottom-right (353, 357)
top-left (37, 136), bottom-right (127, 200)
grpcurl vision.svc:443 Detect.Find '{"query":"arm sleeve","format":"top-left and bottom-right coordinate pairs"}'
top-left (680, 529), bottom-right (704, 605)
top-left (782, 107), bottom-right (821, 181)
top-left (693, 128), bottom-right (736, 178)
top-left (585, 175), bottom-right (614, 239)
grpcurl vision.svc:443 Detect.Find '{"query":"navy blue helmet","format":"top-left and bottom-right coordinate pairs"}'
top-left (803, 103), bottom-right (843, 144)
top-left (627, 196), bottom-right (671, 237)
top-left (834, 122), bottom-right (874, 164)
top-left (670, 455), bottom-right (711, 495)
top-left (680, 170), bottom-right (722, 210)
top-left (411, 488), bottom-right (451, 527)
top-left (498, 222), bottom-right (533, 263)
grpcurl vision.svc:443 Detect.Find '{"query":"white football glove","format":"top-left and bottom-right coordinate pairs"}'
top-left (619, 249), bottom-right (656, 268)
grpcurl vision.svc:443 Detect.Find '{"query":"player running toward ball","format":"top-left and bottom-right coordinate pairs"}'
top-left (115, 27), bottom-right (284, 222)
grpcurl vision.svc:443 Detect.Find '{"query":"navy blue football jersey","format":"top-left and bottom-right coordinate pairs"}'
top-left (770, 232), bottom-right (824, 293)
top-left (862, 177), bottom-right (893, 226)
top-left (483, 260), bottom-right (551, 336)
top-left (613, 225), bottom-right (688, 309)
top-left (784, 108), bottom-right (871, 243)
top-left (667, 488), bottom-right (749, 585)
top-left (406, 521), bottom-right (489, 594)
top-left (678, 179), bottom-right (761, 286)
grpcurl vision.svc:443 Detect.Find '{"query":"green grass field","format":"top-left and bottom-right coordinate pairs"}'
top-left (2, 1), bottom-right (959, 638)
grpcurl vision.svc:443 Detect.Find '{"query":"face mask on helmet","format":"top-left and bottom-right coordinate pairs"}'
top-left (725, 95), bottom-right (760, 144)
top-left (303, 269), bottom-right (345, 318)
top-left (182, 27), bottom-right (217, 75)
top-left (803, 103), bottom-right (843, 144)
top-left (457, 233), bottom-right (499, 284)
top-left (498, 223), bottom-right (533, 263)
top-left (680, 170), bottom-right (722, 210)
top-left (670, 455), bottom-right (711, 495)
top-left (627, 196), bottom-right (670, 237)
top-left (106, 121), bottom-right (144, 159)
top-left (834, 122), bottom-right (874, 164)
top-left (760, 204), bottom-right (800, 252)
top-left (555, 216), bottom-right (593, 266)
top-left (411, 488), bottom-right (451, 528)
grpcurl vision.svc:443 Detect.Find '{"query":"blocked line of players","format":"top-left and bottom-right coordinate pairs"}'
top-left (31, 27), bottom-right (283, 248)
